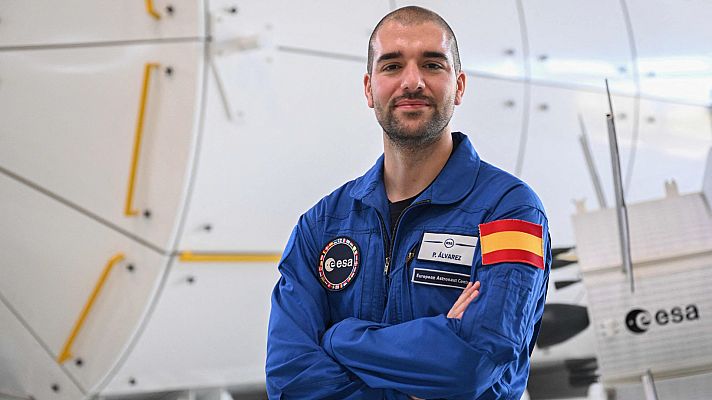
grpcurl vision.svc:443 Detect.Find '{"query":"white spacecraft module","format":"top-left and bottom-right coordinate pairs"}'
top-left (572, 150), bottom-right (712, 399)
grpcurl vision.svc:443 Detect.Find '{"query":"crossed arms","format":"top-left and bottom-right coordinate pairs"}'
top-left (266, 210), bottom-right (548, 399)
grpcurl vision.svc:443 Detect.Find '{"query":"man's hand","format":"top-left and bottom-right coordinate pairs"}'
top-left (447, 281), bottom-right (481, 319)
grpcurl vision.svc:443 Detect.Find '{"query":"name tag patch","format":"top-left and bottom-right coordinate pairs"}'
top-left (417, 232), bottom-right (478, 267)
top-left (412, 268), bottom-right (470, 289)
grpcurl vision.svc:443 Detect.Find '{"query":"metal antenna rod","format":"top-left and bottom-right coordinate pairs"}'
top-left (642, 369), bottom-right (660, 400)
top-left (578, 114), bottom-right (608, 209)
top-left (605, 79), bottom-right (634, 293)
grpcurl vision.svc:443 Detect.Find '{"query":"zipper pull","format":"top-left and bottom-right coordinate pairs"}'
top-left (406, 243), bottom-right (419, 267)
top-left (384, 257), bottom-right (391, 275)
top-left (406, 250), bottom-right (415, 265)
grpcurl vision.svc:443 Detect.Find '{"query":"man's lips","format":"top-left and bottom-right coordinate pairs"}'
top-left (394, 100), bottom-right (431, 109)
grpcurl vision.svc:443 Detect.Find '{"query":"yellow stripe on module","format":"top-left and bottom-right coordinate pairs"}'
top-left (179, 252), bottom-right (282, 263)
top-left (481, 231), bottom-right (543, 257)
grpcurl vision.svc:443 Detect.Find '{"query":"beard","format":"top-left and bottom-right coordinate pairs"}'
top-left (374, 91), bottom-right (455, 152)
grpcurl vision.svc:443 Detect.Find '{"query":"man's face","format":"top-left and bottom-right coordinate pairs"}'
top-left (365, 21), bottom-right (465, 150)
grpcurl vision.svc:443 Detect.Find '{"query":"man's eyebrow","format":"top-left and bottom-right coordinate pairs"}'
top-left (376, 51), bottom-right (403, 63)
top-left (423, 51), bottom-right (448, 61)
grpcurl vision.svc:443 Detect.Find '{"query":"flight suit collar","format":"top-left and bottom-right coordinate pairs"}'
top-left (350, 132), bottom-right (481, 208)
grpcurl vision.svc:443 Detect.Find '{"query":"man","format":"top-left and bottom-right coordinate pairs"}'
top-left (266, 6), bottom-right (550, 399)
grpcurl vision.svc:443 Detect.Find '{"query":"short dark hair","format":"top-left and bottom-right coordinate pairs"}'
top-left (367, 6), bottom-right (461, 75)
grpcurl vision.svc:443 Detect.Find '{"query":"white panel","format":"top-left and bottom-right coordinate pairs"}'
top-left (0, 41), bottom-right (204, 251)
top-left (522, 0), bottom-right (636, 93)
top-left (0, 173), bottom-right (169, 393)
top-left (396, 0), bottom-right (525, 78)
top-left (521, 85), bottom-right (637, 247)
top-left (208, 0), bottom-right (390, 58)
top-left (574, 194), bottom-right (712, 271)
top-left (100, 260), bottom-right (280, 395)
top-left (0, 0), bottom-right (204, 47)
top-left (574, 194), bottom-right (712, 382)
top-left (627, 0), bottom-right (712, 105)
top-left (627, 99), bottom-right (712, 203)
top-left (582, 257), bottom-right (712, 382)
top-left (0, 300), bottom-right (85, 400)
top-left (180, 50), bottom-right (383, 252)
top-left (451, 76), bottom-right (525, 174)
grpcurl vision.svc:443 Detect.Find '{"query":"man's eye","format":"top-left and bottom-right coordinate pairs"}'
top-left (425, 63), bottom-right (443, 70)
top-left (382, 64), bottom-right (400, 71)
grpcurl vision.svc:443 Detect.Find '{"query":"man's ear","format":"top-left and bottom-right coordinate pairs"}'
top-left (454, 71), bottom-right (466, 106)
top-left (364, 73), bottom-right (374, 108)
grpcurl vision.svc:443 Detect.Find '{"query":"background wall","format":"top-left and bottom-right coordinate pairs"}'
top-left (1, 1), bottom-right (710, 399)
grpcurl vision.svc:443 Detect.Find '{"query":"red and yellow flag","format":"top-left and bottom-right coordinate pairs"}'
top-left (479, 219), bottom-right (544, 270)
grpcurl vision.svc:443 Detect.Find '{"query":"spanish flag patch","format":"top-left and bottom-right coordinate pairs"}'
top-left (479, 219), bottom-right (545, 270)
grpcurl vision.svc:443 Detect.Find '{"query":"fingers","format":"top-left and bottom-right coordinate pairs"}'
top-left (452, 286), bottom-right (480, 319)
top-left (456, 282), bottom-right (474, 304)
top-left (446, 281), bottom-right (472, 318)
top-left (447, 281), bottom-right (481, 319)
top-left (448, 286), bottom-right (473, 318)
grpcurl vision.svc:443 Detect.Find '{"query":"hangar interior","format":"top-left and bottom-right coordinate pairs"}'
top-left (1, 1), bottom-right (711, 399)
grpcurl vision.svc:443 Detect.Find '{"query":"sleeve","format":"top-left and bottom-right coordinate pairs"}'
top-left (321, 204), bottom-right (551, 400)
top-left (265, 215), bottom-right (386, 399)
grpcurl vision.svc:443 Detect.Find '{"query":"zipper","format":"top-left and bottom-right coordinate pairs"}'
top-left (386, 200), bottom-right (429, 275)
top-left (375, 212), bottom-right (390, 276)
top-left (378, 200), bottom-right (431, 310)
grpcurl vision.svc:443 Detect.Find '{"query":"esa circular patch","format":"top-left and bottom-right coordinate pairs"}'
top-left (318, 237), bottom-right (360, 291)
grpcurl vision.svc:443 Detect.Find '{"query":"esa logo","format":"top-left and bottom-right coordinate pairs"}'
top-left (318, 237), bottom-right (360, 291)
top-left (625, 305), bottom-right (700, 334)
top-left (324, 257), bottom-right (353, 272)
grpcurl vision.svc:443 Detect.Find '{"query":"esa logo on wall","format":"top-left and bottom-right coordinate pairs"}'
top-left (625, 304), bottom-right (700, 334)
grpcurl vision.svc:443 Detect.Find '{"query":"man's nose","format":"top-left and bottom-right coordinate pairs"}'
top-left (400, 62), bottom-right (424, 91)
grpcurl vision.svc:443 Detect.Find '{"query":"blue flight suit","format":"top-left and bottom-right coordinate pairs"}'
top-left (266, 132), bottom-right (551, 399)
